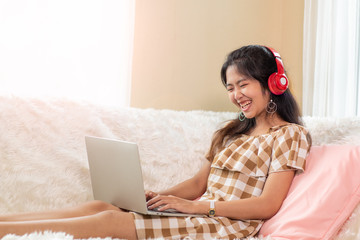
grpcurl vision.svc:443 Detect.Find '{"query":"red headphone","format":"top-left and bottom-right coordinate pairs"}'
top-left (267, 47), bottom-right (288, 95)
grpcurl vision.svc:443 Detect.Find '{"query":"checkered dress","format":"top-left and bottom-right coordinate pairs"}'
top-left (132, 124), bottom-right (310, 239)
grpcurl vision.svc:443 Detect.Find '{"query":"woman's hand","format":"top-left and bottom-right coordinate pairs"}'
top-left (147, 194), bottom-right (206, 214)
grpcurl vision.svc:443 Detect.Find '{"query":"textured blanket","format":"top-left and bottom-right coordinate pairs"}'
top-left (0, 97), bottom-right (359, 239)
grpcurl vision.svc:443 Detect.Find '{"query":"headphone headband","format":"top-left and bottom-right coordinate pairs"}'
top-left (267, 47), bottom-right (285, 75)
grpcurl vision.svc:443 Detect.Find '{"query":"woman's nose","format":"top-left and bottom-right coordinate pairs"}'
top-left (234, 89), bottom-right (243, 100)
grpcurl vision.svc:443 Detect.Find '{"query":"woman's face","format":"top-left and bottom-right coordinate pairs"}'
top-left (225, 65), bottom-right (270, 120)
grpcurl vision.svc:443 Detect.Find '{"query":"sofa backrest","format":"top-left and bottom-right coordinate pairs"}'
top-left (1, 96), bottom-right (359, 214)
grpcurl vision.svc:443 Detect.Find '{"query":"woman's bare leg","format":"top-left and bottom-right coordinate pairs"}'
top-left (0, 201), bottom-right (118, 222)
top-left (0, 209), bottom-right (137, 239)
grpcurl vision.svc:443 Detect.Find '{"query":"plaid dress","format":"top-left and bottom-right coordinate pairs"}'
top-left (132, 124), bottom-right (310, 239)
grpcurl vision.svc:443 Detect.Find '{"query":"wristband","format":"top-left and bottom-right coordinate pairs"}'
top-left (208, 200), bottom-right (215, 217)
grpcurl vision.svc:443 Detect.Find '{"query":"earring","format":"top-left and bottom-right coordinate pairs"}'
top-left (266, 99), bottom-right (277, 114)
top-left (238, 111), bottom-right (246, 121)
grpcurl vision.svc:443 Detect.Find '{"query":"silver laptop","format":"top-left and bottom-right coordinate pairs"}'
top-left (85, 136), bottom-right (202, 217)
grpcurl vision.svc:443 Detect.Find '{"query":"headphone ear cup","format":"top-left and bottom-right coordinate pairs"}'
top-left (268, 73), bottom-right (288, 95)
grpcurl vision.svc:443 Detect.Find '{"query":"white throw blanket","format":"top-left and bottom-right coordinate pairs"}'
top-left (0, 96), bottom-right (359, 239)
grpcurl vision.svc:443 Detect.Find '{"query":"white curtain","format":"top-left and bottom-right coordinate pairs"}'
top-left (0, 0), bottom-right (135, 107)
top-left (303, 0), bottom-right (360, 117)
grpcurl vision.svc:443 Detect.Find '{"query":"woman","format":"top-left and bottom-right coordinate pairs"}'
top-left (0, 45), bottom-right (311, 239)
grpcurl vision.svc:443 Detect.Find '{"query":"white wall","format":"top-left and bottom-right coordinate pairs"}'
top-left (0, 0), bottom-right (134, 107)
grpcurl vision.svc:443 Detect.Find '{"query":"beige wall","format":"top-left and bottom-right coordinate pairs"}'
top-left (130, 0), bottom-right (304, 112)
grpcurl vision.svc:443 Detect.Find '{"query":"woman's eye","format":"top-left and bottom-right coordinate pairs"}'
top-left (227, 88), bottom-right (233, 92)
top-left (239, 83), bottom-right (248, 88)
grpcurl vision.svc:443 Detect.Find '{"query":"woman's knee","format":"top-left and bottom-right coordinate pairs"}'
top-left (96, 210), bottom-right (136, 238)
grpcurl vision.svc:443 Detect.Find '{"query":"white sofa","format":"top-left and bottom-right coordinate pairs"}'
top-left (0, 96), bottom-right (359, 240)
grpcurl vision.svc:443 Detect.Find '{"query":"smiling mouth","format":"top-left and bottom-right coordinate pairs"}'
top-left (239, 100), bottom-right (252, 111)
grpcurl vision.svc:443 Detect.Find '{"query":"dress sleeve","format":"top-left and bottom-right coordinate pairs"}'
top-left (269, 125), bottom-right (311, 174)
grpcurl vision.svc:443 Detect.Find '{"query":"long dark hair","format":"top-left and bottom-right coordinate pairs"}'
top-left (206, 45), bottom-right (304, 161)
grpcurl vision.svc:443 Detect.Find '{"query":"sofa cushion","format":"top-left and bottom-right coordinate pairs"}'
top-left (259, 145), bottom-right (360, 240)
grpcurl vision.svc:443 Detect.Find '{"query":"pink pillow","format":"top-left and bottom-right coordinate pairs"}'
top-left (259, 145), bottom-right (360, 240)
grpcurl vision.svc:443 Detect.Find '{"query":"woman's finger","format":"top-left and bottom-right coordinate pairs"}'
top-left (147, 195), bottom-right (174, 209)
top-left (145, 190), bottom-right (158, 201)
